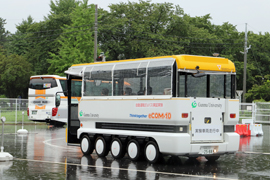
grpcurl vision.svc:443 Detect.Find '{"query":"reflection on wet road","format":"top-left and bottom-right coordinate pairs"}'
top-left (1, 125), bottom-right (270, 179)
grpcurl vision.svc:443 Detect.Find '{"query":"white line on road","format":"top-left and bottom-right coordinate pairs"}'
top-left (14, 157), bottom-right (238, 180)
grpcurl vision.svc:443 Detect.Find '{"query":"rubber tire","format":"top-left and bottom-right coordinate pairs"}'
top-left (205, 155), bottom-right (220, 162)
top-left (80, 135), bottom-right (94, 155)
top-left (111, 138), bottom-right (125, 159)
top-left (144, 141), bottom-right (160, 163)
top-left (95, 136), bottom-right (109, 157)
top-left (127, 139), bottom-right (141, 161)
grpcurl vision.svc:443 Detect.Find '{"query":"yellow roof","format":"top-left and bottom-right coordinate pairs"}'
top-left (173, 55), bottom-right (236, 72)
top-left (70, 54), bottom-right (236, 73)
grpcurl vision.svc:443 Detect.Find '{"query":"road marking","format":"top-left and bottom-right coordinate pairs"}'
top-left (43, 138), bottom-right (79, 150)
top-left (241, 151), bottom-right (270, 155)
top-left (14, 157), bottom-right (237, 180)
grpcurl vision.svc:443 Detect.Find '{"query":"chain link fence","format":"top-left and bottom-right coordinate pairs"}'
top-left (0, 98), bottom-right (29, 124)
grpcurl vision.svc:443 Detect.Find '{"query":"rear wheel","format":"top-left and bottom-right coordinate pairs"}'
top-left (144, 141), bottom-right (160, 163)
top-left (205, 155), bottom-right (220, 162)
top-left (111, 138), bottom-right (125, 159)
top-left (95, 136), bottom-right (109, 157)
top-left (127, 139), bottom-right (141, 161)
top-left (80, 135), bottom-right (94, 155)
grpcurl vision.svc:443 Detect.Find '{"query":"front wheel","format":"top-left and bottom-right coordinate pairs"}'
top-left (144, 141), bottom-right (160, 163)
top-left (80, 135), bottom-right (94, 155)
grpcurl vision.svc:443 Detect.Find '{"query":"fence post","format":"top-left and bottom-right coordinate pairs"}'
top-left (252, 102), bottom-right (255, 123)
top-left (15, 99), bottom-right (17, 124)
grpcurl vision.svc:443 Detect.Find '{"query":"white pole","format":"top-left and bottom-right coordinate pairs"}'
top-left (243, 23), bottom-right (248, 102)
top-left (15, 99), bottom-right (17, 124)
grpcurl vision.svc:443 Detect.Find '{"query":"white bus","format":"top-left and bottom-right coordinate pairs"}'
top-left (61, 55), bottom-right (240, 163)
top-left (28, 75), bottom-right (69, 126)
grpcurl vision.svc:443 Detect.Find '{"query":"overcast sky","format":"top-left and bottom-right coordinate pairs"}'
top-left (1, 0), bottom-right (268, 34)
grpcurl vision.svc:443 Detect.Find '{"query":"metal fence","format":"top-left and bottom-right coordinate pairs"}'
top-left (239, 102), bottom-right (254, 121)
top-left (254, 102), bottom-right (270, 124)
top-left (239, 102), bottom-right (270, 124)
top-left (0, 98), bottom-right (28, 123)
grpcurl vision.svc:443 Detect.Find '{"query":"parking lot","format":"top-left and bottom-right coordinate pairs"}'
top-left (0, 124), bottom-right (270, 180)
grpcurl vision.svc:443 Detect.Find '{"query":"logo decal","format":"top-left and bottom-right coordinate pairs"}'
top-left (79, 110), bottom-right (83, 117)
top-left (192, 101), bottom-right (197, 108)
top-left (217, 65), bottom-right (221, 70)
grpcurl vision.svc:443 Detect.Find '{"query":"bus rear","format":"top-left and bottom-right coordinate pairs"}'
top-left (28, 75), bottom-right (67, 126)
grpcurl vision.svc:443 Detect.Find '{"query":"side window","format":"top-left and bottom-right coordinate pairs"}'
top-left (148, 66), bottom-right (172, 95)
top-left (84, 65), bottom-right (113, 96)
top-left (113, 62), bottom-right (147, 96)
top-left (114, 68), bottom-right (146, 96)
top-left (60, 80), bottom-right (67, 92)
top-left (71, 80), bottom-right (82, 97)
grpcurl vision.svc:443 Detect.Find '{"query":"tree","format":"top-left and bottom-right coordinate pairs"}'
top-left (0, 17), bottom-right (10, 48)
top-left (12, 0), bottom-right (79, 75)
top-left (245, 75), bottom-right (270, 102)
top-left (0, 50), bottom-right (32, 98)
top-left (98, 0), bottom-right (189, 60)
top-left (48, 0), bottom-right (95, 75)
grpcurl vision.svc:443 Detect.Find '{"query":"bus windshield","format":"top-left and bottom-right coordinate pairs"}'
top-left (29, 78), bottom-right (58, 89)
top-left (178, 72), bottom-right (235, 98)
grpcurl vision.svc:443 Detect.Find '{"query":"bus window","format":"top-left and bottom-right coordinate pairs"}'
top-left (148, 66), bottom-right (172, 95)
top-left (114, 62), bottom-right (146, 96)
top-left (84, 65), bottom-right (113, 96)
top-left (186, 74), bottom-right (207, 97)
top-left (71, 80), bottom-right (82, 97)
top-left (60, 80), bottom-right (67, 92)
top-left (226, 75), bottom-right (232, 98)
top-left (29, 78), bottom-right (57, 89)
top-left (210, 74), bottom-right (224, 98)
top-left (178, 73), bottom-right (185, 97)
top-left (179, 73), bottom-right (235, 98)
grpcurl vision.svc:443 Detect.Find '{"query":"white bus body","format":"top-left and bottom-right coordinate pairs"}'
top-left (28, 75), bottom-right (67, 126)
top-left (64, 55), bottom-right (240, 163)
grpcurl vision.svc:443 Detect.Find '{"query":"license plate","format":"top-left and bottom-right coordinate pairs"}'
top-left (199, 146), bottom-right (216, 155)
top-left (32, 111), bottom-right (37, 115)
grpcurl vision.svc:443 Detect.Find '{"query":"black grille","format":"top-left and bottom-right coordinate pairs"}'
top-left (96, 122), bottom-right (187, 133)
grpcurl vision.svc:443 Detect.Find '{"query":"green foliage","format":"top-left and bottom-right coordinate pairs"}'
top-left (48, 0), bottom-right (95, 75)
top-left (245, 77), bottom-right (270, 102)
top-left (0, 51), bottom-right (32, 98)
top-left (0, 17), bottom-right (10, 48)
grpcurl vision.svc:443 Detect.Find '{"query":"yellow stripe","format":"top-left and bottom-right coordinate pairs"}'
top-left (61, 96), bottom-right (81, 101)
top-left (35, 105), bottom-right (46, 109)
top-left (35, 90), bottom-right (46, 95)
top-left (229, 99), bottom-right (239, 102)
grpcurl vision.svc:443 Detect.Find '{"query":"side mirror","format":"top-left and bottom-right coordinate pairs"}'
top-left (55, 93), bottom-right (61, 107)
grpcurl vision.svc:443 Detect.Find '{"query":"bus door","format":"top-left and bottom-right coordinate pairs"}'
top-left (67, 75), bottom-right (82, 145)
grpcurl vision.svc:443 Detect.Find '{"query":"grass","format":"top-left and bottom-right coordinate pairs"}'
top-left (0, 110), bottom-right (32, 123)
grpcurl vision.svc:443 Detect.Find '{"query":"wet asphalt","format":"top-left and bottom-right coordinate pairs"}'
top-left (0, 124), bottom-right (270, 180)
